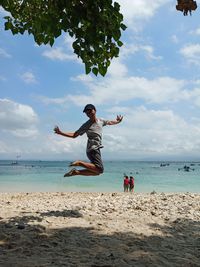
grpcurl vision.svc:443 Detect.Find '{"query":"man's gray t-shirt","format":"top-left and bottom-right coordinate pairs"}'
top-left (75, 118), bottom-right (108, 152)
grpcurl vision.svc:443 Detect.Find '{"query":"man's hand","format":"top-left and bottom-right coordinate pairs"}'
top-left (116, 115), bottom-right (123, 123)
top-left (54, 126), bottom-right (61, 135)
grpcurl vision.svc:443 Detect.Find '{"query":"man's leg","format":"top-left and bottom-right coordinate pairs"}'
top-left (64, 167), bottom-right (100, 177)
top-left (70, 160), bottom-right (100, 171)
top-left (70, 149), bottom-right (104, 174)
top-left (66, 149), bottom-right (104, 177)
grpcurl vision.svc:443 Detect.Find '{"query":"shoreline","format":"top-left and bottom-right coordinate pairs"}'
top-left (0, 192), bottom-right (199, 266)
top-left (1, 160), bottom-right (200, 194)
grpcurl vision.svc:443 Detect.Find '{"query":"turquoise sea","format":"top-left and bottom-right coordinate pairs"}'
top-left (0, 160), bottom-right (200, 193)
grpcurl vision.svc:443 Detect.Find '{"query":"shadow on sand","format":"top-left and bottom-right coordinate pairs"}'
top-left (0, 209), bottom-right (199, 267)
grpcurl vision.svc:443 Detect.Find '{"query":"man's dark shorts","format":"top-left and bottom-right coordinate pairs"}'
top-left (86, 149), bottom-right (104, 173)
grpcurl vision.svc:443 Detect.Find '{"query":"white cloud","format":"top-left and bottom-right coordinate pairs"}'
top-left (48, 134), bottom-right (86, 155)
top-left (190, 27), bottom-right (200, 36)
top-left (118, 0), bottom-right (170, 30)
top-left (102, 106), bottom-right (200, 158)
top-left (120, 43), bottom-right (162, 61)
top-left (69, 74), bottom-right (186, 106)
top-left (180, 44), bottom-right (200, 65)
top-left (11, 129), bottom-right (39, 138)
top-left (71, 74), bottom-right (94, 83)
top-left (0, 48), bottom-right (11, 58)
top-left (0, 99), bottom-right (39, 137)
top-left (107, 59), bottom-right (128, 77)
top-left (20, 71), bottom-right (37, 84)
top-left (0, 141), bottom-right (9, 153)
top-left (171, 34), bottom-right (179, 44)
top-left (140, 45), bottom-right (162, 60)
top-left (37, 95), bottom-right (70, 105)
top-left (38, 71), bottom-right (187, 107)
top-left (185, 87), bottom-right (200, 107)
top-left (42, 47), bottom-right (77, 61)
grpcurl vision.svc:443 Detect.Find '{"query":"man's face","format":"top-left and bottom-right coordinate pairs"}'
top-left (85, 108), bottom-right (96, 118)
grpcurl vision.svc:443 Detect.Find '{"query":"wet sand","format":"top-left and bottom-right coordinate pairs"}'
top-left (0, 192), bottom-right (199, 267)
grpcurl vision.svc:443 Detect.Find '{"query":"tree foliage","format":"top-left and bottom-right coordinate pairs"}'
top-left (1, 0), bottom-right (127, 76)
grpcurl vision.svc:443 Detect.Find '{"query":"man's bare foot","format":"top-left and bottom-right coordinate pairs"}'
top-left (64, 168), bottom-right (78, 177)
top-left (69, 161), bottom-right (81, 167)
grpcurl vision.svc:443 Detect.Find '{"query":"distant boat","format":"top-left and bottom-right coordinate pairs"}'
top-left (11, 155), bottom-right (21, 165)
top-left (178, 165), bottom-right (195, 172)
top-left (184, 165), bottom-right (190, 172)
top-left (11, 161), bottom-right (18, 165)
top-left (160, 163), bottom-right (170, 167)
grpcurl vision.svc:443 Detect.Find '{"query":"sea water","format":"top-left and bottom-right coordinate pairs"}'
top-left (0, 160), bottom-right (199, 193)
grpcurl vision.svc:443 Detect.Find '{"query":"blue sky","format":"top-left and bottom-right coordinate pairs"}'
top-left (1, 0), bottom-right (200, 161)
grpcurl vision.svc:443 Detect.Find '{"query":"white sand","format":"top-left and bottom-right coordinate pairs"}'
top-left (0, 192), bottom-right (200, 267)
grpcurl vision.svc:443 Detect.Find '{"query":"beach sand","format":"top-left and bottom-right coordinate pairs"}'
top-left (0, 192), bottom-right (199, 267)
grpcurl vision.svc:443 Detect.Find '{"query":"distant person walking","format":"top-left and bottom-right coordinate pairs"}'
top-left (129, 176), bottom-right (135, 192)
top-left (54, 104), bottom-right (123, 177)
top-left (123, 175), bottom-right (129, 192)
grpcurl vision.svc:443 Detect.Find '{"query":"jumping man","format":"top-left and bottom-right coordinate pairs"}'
top-left (54, 104), bottom-right (123, 177)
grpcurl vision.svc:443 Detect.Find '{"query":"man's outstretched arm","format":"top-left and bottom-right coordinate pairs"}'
top-left (106, 115), bottom-right (123, 125)
top-left (54, 126), bottom-right (79, 138)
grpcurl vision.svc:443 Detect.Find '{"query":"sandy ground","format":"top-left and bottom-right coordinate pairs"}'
top-left (0, 192), bottom-right (199, 267)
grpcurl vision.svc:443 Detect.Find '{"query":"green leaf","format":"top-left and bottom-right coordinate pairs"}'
top-left (11, 28), bottom-right (18, 35)
top-left (106, 60), bottom-right (111, 68)
top-left (55, 28), bottom-right (62, 38)
top-left (49, 38), bottom-right (54, 46)
top-left (114, 2), bottom-right (120, 11)
top-left (5, 21), bottom-right (12, 30)
top-left (4, 16), bottom-right (11, 20)
top-left (85, 64), bottom-right (91, 74)
top-left (113, 30), bottom-right (121, 41)
top-left (99, 64), bottom-right (107, 76)
top-left (69, 31), bottom-right (74, 37)
top-left (19, 28), bottom-right (25, 34)
top-left (120, 23), bottom-right (127, 31)
top-left (44, 36), bottom-right (49, 44)
top-left (92, 67), bottom-right (98, 76)
top-left (117, 40), bottom-right (123, 47)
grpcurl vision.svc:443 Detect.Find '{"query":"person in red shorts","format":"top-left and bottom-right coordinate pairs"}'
top-left (123, 175), bottom-right (129, 192)
top-left (129, 176), bottom-right (135, 192)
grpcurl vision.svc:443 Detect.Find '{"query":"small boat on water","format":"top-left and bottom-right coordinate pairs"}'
top-left (11, 155), bottom-right (21, 165)
top-left (11, 161), bottom-right (18, 165)
top-left (178, 165), bottom-right (195, 172)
